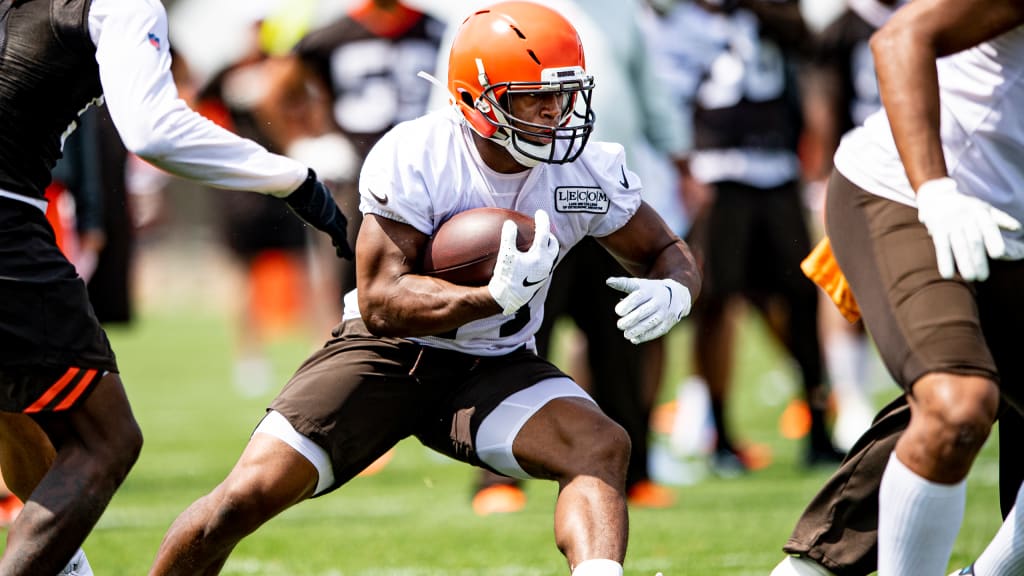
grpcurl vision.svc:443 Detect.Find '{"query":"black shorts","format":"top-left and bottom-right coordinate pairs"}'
top-left (690, 179), bottom-right (813, 299)
top-left (216, 190), bottom-right (308, 260)
top-left (269, 319), bottom-right (567, 495)
top-left (0, 197), bottom-right (116, 412)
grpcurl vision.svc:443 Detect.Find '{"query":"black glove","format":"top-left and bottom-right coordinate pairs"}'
top-left (284, 169), bottom-right (354, 260)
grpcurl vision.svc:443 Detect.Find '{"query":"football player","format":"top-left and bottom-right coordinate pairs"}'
top-left (773, 0), bottom-right (1024, 574)
top-left (0, 0), bottom-right (351, 573)
top-left (150, 3), bottom-right (700, 575)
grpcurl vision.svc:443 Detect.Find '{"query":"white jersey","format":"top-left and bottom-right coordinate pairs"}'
top-left (342, 107), bottom-right (643, 356)
top-left (834, 25), bottom-right (1024, 238)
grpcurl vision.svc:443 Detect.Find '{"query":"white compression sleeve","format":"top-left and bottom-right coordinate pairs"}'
top-left (87, 0), bottom-right (307, 196)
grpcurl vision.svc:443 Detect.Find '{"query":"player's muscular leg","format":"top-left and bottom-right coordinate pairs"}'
top-left (0, 373), bottom-right (143, 575)
top-left (897, 373), bottom-right (999, 483)
top-left (150, 434), bottom-right (319, 576)
top-left (513, 397), bottom-right (631, 568)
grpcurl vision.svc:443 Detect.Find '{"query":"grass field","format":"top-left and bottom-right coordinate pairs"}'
top-left (6, 302), bottom-right (1005, 575)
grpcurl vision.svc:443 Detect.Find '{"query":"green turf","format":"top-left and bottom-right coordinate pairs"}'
top-left (9, 309), bottom-right (1004, 575)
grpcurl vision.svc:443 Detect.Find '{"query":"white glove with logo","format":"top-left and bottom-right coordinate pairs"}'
top-left (916, 177), bottom-right (1021, 281)
top-left (488, 209), bottom-right (560, 316)
top-left (607, 277), bottom-right (691, 344)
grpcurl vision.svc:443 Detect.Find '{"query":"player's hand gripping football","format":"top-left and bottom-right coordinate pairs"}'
top-left (488, 209), bottom-right (560, 316)
top-left (606, 277), bottom-right (691, 344)
top-left (284, 169), bottom-right (355, 259)
top-left (916, 177), bottom-right (1021, 281)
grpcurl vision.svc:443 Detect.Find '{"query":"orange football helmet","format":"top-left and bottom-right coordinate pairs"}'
top-left (447, 1), bottom-right (596, 167)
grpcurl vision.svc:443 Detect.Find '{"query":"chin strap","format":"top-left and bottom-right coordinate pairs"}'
top-left (502, 135), bottom-right (544, 168)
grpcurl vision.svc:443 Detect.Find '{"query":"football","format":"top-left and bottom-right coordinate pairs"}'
top-left (421, 207), bottom-right (535, 286)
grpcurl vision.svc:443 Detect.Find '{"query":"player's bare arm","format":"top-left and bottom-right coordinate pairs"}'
top-left (872, 0), bottom-right (1024, 189)
top-left (356, 213), bottom-right (502, 337)
top-left (597, 202), bottom-right (700, 344)
top-left (597, 202), bottom-right (701, 300)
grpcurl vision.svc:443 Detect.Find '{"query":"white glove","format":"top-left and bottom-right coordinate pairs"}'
top-left (488, 209), bottom-right (560, 315)
top-left (916, 177), bottom-right (1021, 281)
top-left (607, 277), bottom-right (691, 344)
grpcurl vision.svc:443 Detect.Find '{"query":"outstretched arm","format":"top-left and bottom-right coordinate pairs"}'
top-left (89, 0), bottom-right (307, 195)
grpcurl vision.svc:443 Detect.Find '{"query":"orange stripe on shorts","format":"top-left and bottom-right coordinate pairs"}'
top-left (24, 367), bottom-right (80, 414)
top-left (53, 369), bottom-right (99, 411)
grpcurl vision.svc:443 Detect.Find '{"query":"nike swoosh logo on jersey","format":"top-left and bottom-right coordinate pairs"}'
top-left (368, 188), bottom-right (389, 204)
top-left (619, 166), bottom-right (630, 188)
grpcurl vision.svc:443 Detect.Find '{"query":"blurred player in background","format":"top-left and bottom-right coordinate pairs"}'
top-left (799, 0), bottom-right (903, 452)
top-left (654, 0), bottom-right (844, 474)
top-left (257, 0), bottom-right (445, 303)
top-left (149, 3), bottom-right (700, 575)
top-left (0, 0), bottom-right (351, 573)
top-left (192, 7), bottom-right (320, 397)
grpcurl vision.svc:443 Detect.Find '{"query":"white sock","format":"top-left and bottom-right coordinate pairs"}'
top-left (572, 558), bottom-right (624, 576)
top-left (878, 453), bottom-right (965, 576)
top-left (827, 331), bottom-right (876, 451)
top-left (974, 483), bottom-right (1024, 576)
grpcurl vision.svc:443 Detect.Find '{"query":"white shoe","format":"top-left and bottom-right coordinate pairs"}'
top-left (770, 556), bottom-right (836, 576)
top-left (58, 549), bottom-right (92, 576)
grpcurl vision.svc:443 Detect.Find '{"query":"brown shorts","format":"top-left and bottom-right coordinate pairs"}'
top-left (825, 172), bottom-right (1014, 391)
top-left (269, 319), bottom-right (567, 495)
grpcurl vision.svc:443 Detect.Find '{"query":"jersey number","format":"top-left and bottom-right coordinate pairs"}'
top-left (329, 38), bottom-right (437, 133)
top-left (696, 22), bottom-right (785, 110)
top-left (435, 304), bottom-right (531, 341)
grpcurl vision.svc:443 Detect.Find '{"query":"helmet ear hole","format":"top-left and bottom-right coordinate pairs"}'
top-left (460, 91), bottom-right (498, 137)
top-left (466, 109), bottom-right (498, 138)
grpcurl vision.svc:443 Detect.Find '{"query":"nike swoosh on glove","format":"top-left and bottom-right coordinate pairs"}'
top-left (607, 277), bottom-right (691, 344)
top-left (488, 209), bottom-right (560, 316)
top-left (285, 169), bottom-right (354, 259)
top-left (916, 177), bottom-right (1021, 281)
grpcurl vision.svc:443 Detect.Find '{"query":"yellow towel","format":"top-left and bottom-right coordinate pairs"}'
top-left (801, 237), bottom-right (861, 323)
